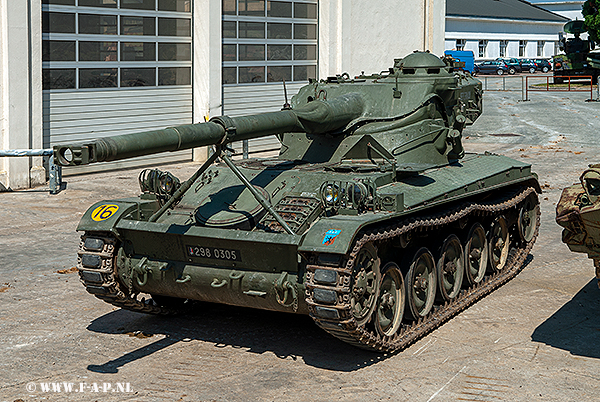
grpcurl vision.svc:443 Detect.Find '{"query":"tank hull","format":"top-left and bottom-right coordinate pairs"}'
top-left (77, 153), bottom-right (539, 340)
top-left (63, 52), bottom-right (541, 352)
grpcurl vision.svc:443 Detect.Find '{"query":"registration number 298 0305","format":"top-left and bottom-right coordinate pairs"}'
top-left (186, 245), bottom-right (241, 261)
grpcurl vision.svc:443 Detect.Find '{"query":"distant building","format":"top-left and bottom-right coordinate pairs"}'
top-left (527, 0), bottom-right (584, 20)
top-left (446, 0), bottom-right (569, 60)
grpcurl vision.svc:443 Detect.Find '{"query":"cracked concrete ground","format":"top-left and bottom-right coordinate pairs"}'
top-left (1, 84), bottom-right (599, 402)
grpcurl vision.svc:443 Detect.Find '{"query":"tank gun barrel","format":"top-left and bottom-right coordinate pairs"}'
top-left (53, 93), bottom-right (365, 166)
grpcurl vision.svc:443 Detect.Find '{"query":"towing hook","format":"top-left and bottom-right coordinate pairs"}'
top-left (274, 271), bottom-right (298, 309)
top-left (134, 257), bottom-right (149, 287)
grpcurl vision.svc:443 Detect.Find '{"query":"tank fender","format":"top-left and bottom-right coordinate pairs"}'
top-left (527, 175), bottom-right (542, 193)
top-left (299, 217), bottom-right (371, 255)
top-left (76, 199), bottom-right (158, 233)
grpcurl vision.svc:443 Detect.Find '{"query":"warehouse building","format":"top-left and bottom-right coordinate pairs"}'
top-left (0, 0), bottom-right (445, 190)
top-left (446, 0), bottom-right (568, 60)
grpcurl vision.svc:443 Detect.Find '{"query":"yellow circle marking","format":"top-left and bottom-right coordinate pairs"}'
top-left (91, 204), bottom-right (119, 222)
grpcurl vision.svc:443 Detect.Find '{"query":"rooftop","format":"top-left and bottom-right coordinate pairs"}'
top-left (446, 0), bottom-right (569, 22)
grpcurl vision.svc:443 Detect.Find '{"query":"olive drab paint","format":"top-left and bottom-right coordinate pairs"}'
top-left (54, 52), bottom-right (541, 352)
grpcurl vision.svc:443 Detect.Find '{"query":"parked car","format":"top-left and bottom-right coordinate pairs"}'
top-left (533, 58), bottom-right (552, 73)
top-left (474, 60), bottom-right (510, 75)
top-left (520, 59), bottom-right (538, 74)
top-left (496, 58), bottom-right (521, 74)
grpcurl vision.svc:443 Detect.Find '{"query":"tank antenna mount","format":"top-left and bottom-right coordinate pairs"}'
top-left (282, 79), bottom-right (291, 110)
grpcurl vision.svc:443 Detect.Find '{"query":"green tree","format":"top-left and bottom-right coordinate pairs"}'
top-left (584, 0), bottom-right (600, 45)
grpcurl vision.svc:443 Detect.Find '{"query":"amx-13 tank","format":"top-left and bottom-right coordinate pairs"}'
top-left (54, 52), bottom-right (541, 352)
top-left (556, 165), bottom-right (600, 287)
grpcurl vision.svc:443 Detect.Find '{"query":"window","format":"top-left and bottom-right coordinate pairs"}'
top-left (456, 39), bottom-right (465, 51)
top-left (122, 42), bottom-right (156, 61)
top-left (43, 41), bottom-right (76, 61)
top-left (43, 69), bottom-right (75, 89)
top-left (519, 40), bottom-right (527, 57)
top-left (79, 0), bottom-right (117, 7)
top-left (537, 41), bottom-right (545, 57)
top-left (222, 0), bottom-right (318, 85)
top-left (499, 40), bottom-right (508, 57)
top-left (42, 12), bottom-right (75, 33)
top-left (79, 41), bottom-right (118, 61)
top-left (42, 1), bottom-right (192, 90)
top-left (478, 40), bottom-right (487, 58)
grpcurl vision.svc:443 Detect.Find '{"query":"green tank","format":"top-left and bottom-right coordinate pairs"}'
top-left (54, 52), bottom-right (541, 352)
top-left (556, 165), bottom-right (600, 287)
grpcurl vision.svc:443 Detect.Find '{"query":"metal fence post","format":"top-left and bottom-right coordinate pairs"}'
top-left (522, 76), bottom-right (526, 101)
top-left (243, 139), bottom-right (249, 159)
top-left (48, 154), bottom-right (63, 194)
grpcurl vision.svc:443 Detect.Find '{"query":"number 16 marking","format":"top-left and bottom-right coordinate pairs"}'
top-left (91, 204), bottom-right (119, 221)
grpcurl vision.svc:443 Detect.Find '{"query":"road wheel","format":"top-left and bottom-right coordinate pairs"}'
top-left (436, 235), bottom-right (464, 301)
top-left (508, 67), bottom-right (516, 75)
top-left (518, 194), bottom-right (539, 243)
top-left (497, 69), bottom-right (504, 75)
top-left (542, 66), bottom-right (549, 73)
top-left (529, 67), bottom-right (536, 74)
top-left (405, 247), bottom-right (437, 320)
top-left (350, 242), bottom-right (381, 326)
top-left (488, 216), bottom-right (510, 272)
top-left (375, 262), bottom-right (405, 337)
top-left (464, 223), bottom-right (489, 285)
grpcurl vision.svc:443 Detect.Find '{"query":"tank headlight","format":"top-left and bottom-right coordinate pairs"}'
top-left (322, 184), bottom-right (339, 205)
top-left (139, 168), bottom-right (180, 200)
top-left (349, 182), bottom-right (368, 207)
top-left (160, 174), bottom-right (175, 194)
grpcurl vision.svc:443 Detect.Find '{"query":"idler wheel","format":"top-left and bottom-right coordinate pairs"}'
top-left (405, 247), bottom-right (437, 320)
top-left (350, 242), bottom-right (381, 326)
top-left (375, 262), bottom-right (405, 337)
top-left (463, 223), bottom-right (489, 285)
top-left (436, 235), bottom-right (464, 301)
top-left (488, 216), bottom-right (510, 272)
top-left (518, 194), bottom-right (539, 243)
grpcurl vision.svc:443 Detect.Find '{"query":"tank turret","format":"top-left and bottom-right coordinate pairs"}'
top-left (55, 52), bottom-right (540, 353)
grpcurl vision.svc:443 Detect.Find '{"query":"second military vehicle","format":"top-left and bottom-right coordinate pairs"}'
top-left (54, 51), bottom-right (541, 352)
top-left (554, 20), bottom-right (600, 83)
top-left (556, 165), bottom-right (600, 287)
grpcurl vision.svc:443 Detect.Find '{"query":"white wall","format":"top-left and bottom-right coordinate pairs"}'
top-left (0, 0), bottom-right (43, 190)
top-left (193, 0), bottom-right (223, 162)
top-left (320, 0), bottom-right (446, 77)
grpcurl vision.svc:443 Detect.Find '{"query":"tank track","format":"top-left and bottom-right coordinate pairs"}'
top-left (76, 232), bottom-right (179, 315)
top-left (305, 186), bottom-right (540, 353)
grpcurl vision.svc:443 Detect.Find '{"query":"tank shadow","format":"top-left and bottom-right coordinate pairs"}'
top-left (531, 279), bottom-right (600, 359)
top-left (86, 303), bottom-right (388, 373)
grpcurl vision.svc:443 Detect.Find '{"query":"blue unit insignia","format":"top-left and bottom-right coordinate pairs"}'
top-left (322, 229), bottom-right (342, 246)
